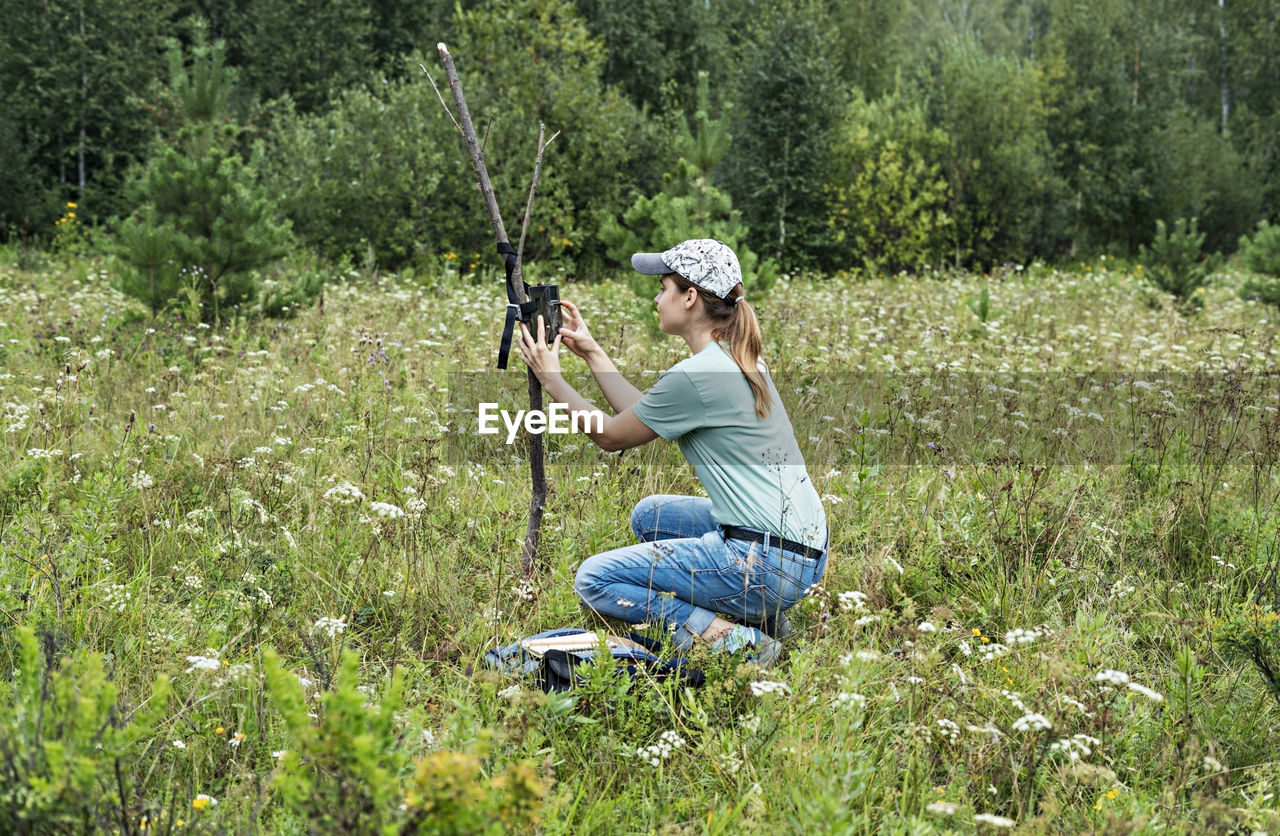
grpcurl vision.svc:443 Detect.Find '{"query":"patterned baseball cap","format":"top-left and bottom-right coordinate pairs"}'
top-left (631, 239), bottom-right (743, 299)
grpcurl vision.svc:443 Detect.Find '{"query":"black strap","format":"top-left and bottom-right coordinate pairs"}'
top-left (721, 525), bottom-right (825, 561)
top-left (496, 241), bottom-right (537, 369)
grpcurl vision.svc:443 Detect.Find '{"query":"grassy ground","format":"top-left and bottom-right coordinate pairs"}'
top-left (2, 252), bottom-right (1279, 834)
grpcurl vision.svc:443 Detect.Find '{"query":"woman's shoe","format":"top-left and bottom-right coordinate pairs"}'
top-left (711, 624), bottom-right (782, 668)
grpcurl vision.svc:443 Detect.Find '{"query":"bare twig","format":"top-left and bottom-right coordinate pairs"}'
top-left (437, 43), bottom-right (521, 286)
top-left (419, 64), bottom-right (462, 135)
top-left (517, 125), bottom-right (560, 269)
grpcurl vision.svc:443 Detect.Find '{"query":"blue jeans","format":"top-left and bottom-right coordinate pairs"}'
top-left (573, 495), bottom-right (828, 650)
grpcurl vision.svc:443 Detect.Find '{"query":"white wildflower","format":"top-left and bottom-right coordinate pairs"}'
top-left (97, 581), bottom-right (132, 612)
top-left (749, 679), bottom-right (789, 697)
top-left (635, 730), bottom-right (685, 767)
top-left (927, 801), bottom-right (959, 816)
top-left (370, 501), bottom-right (405, 518)
top-left (967, 723), bottom-right (1003, 741)
top-left (936, 718), bottom-right (960, 742)
top-left (1095, 669), bottom-right (1130, 686)
top-left (833, 692), bottom-right (866, 709)
top-left (1012, 712), bottom-right (1052, 732)
top-left (979, 643), bottom-right (1011, 662)
top-left (185, 655), bottom-right (220, 672)
top-left (130, 470), bottom-right (155, 489)
top-left (1049, 734), bottom-right (1101, 761)
top-left (973, 813), bottom-right (1015, 828)
top-left (837, 590), bottom-right (868, 611)
top-left (323, 482), bottom-right (365, 504)
top-left (1004, 627), bottom-right (1043, 645)
top-left (1127, 682), bottom-right (1164, 702)
top-left (313, 617), bottom-right (346, 638)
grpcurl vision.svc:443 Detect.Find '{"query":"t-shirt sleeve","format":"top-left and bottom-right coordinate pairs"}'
top-left (631, 368), bottom-right (707, 440)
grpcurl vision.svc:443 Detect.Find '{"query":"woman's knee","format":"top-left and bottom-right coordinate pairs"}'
top-left (629, 495), bottom-right (662, 541)
top-left (573, 554), bottom-right (608, 601)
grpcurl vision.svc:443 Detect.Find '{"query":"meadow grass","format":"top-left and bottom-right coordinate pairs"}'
top-left (2, 251), bottom-right (1279, 834)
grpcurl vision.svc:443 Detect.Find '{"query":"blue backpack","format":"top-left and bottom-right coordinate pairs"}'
top-left (483, 628), bottom-right (705, 692)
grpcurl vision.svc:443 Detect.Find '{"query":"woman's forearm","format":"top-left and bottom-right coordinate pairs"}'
top-left (584, 349), bottom-right (644, 412)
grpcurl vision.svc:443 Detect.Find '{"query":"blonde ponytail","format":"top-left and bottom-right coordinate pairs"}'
top-left (668, 274), bottom-right (771, 419)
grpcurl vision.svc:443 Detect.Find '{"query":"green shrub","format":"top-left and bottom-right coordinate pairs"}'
top-left (827, 90), bottom-right (953, 276)
top-left (265, 647), bottom-right (407, 833)
top-left (402, 746), bottom-right (548, 835)
top-left (0, 626), bottom-right (172, 831)
top-left (1239, 219), bottom-right (1280, 277)
top-left (250, 250), bottom-right (331, 318)
top-left (1238, 274), bottom-right (1280, 310)
top-left (1138, 217), bottom-right (1221, 309)
top-left (925, 37), bottom-right (1059, 268)
top-left (264, 648), bottom-right (546, 833)
top-left (117, 29), bottom-right (291, 322)
top-left (1215, 602), bottom-right (1280, 709)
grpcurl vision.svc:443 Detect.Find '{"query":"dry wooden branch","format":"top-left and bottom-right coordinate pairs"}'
top-left (436, 42), bottom-right (557, 580)
top-left (517, 125), bottom-right (560, 269)
top-left (419, 64), bottom-right (461, 135)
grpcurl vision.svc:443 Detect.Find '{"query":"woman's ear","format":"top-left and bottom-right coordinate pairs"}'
top-left (684, 287), bottom-right (699, 309)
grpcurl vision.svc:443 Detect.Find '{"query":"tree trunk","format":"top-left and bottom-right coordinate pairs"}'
top-left (1218, 0), bottom-right (1230, 136)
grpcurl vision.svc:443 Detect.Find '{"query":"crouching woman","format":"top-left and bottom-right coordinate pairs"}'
top-left (518, 239), bottom-right (826, 665)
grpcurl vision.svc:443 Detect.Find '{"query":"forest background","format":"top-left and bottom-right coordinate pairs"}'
top-left (3, 0), bottom-right (1278, 281)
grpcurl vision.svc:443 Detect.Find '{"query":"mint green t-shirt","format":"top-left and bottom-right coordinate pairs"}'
top-left (631, 342), bottom-right (827, 549)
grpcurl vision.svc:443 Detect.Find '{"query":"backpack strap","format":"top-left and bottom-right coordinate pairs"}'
top-left (495, 241), bottom-right (538, 370)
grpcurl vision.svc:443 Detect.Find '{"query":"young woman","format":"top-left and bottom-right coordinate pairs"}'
top-left (518, 239), bottom-right (827, 665)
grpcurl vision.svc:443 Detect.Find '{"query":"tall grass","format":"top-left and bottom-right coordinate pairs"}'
top-left (1, 252), bottom-right (1279, 833)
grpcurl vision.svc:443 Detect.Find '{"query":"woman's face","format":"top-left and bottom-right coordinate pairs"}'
top-left (653, 275), bottom-right (689, 334)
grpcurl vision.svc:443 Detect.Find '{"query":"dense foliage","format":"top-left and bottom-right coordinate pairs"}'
top-left (2, 0), bottom-right (1278, 276)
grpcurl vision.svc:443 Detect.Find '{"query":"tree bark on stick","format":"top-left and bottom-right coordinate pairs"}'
top-left (436, 42), bottom-right (554, 580)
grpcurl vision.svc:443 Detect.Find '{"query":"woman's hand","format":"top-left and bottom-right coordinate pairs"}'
top-left (518, 315), bottom-right (562, 382)
top-left (557, 300), bottom-right (601, 360)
